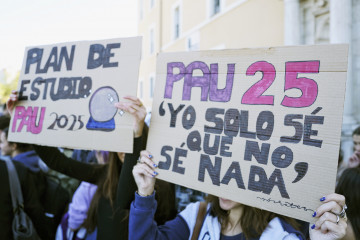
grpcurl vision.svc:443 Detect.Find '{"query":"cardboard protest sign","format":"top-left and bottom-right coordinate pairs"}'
top-left (8, 37), bottom-right (141, 153)
top-left (147, 44), bottom-right (348, 222)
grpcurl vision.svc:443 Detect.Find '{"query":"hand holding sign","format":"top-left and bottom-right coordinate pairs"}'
top-left (309, 193), bottom-right (347, 239)
top-left (114, 96), bottom-right (147, 138)
top-left (133, 150), bottom-right (158, 197)
top-left (6, 90), bottom-right (18, 115)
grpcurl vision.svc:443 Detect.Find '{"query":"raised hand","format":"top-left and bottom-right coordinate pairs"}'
top-left (310, 193), bottom-right (347, 240)
top-left (114, 96), bottom-right (146, 138)
top-left (132, 150), bottom-right (157, 197)
top-left (6, 90), bottom-right (18, 115)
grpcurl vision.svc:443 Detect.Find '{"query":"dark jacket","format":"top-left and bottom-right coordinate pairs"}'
top-left (11, 150), bottom-right (48, 218)
top-left (0, 159), bottom-right (53, 239)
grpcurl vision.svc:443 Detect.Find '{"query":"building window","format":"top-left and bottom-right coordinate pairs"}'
top-left (187, 32), bottom-right (200, 51)
top-left (149, 76), bottom-right (154, 98)
top-left (149, 27), bottom-right (154, 54)
top-left (173, 5), bottom-right (180, 39)
top-left (210, 0), bottom-right (221, 17)
top-left (150, 0), bottom-right (155, 8)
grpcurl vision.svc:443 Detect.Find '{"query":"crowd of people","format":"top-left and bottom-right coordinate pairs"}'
top-left (0, 90), bottom-right (358, 240)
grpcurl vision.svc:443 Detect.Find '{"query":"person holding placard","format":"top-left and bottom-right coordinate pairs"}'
top-left (0, 116), bottom-right (53, 239)
top-left (129, 150), bottom-right (348, 240)
top-left (7, 91), bottom-right (177, 240)
top-left (55, 151), bottom-right (108, 240)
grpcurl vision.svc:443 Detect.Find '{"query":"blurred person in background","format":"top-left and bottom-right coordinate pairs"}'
top-left (336, 167), bottom-right (360, 240)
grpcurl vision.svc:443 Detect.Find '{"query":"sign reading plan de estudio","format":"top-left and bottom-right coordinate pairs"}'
top-left (147, 44), bottom-right (348, 222)
top-left (9, 37), bottom-right (142, 153)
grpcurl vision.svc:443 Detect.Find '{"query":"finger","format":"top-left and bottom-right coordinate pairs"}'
top-left (10, 94), bottom-right (18, 100)
top-left (127, 103), bottom-right (142, 113)
top-left (122, 96), bottom-right (144, 110)
top-left (319, 220), bottom-right (347, 236)
top-left (316, 200), bottom-right (342, 218)
top-left (123, 95), bottom-right (142, 105)
top-left (115, 102), bottom-right (140, 114)
top-left (139, 155), bottom-right (157, 168)
top-left (114, 102), bottom-right (136, 114)
top-left (320, 221), bottom-right (333, 234)
top-left (140, 150), bottom-right (153, 159)
top-left (8, 94), bottom-right (17, 103)
top-left (10, 90), bottom-right (18, 97)
top-left (138, 152), bottom-right (158, 174)
top-left (314, 211), bottom-right (337, 230)
top-left (6, 92), bottom-right (19, 115)
top-left (320, 193), bottom-right (346, 207)
top-left (133, 164), bottom-right (154, 178)
top-left (126, 100), bottom-right (146, 113)
top-left (136, 162), bottom-right (158, 177)
top-left (316, 193), bottom-right (345, 217)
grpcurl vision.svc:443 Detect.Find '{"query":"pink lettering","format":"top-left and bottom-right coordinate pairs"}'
top-left (12, 106), bottom-right (46, 134)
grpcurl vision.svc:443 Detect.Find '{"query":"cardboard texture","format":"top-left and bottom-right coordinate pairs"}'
top-left (8, 37), bottom-right (142, 153)
top-left (147, 44), bottom-right (348, 222)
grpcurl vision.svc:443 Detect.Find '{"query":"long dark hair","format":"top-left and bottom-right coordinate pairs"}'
top-left (82, 126), bottom-right (149, 232)
top-left (82, 152), bottom-right (122, 232)
top-left (207, 195), bottom-right (300, 239)
top-left (336, 167), bottom-right (360, 240)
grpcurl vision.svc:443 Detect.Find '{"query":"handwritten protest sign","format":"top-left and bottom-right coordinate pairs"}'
top-left (8, 37), bottom-right (142, 152)
top-left (147, 44), bottom-right (348, 222)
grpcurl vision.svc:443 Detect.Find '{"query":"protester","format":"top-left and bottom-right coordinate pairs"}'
top-left (347, 127), bottom-right (360, 168)
top-left (0, 127), bottom-right (47, 190)
top-left (55, 151), bottom-right (108, 240)
top-left (56, 181), bottom-right (99, 240)
top-left (338, 127), bottom-right (360, 180)
top-left (1, 126), bottom-right (68, 238)
top-left (7, 91), bottom-right (177, 240)
top-left (352, 127), bottom-right (360, 152)
top-left (0, 116), bottom-right (53, 239)
top-left (129, 150), bottom-right (348, 240)
top-left (1, 127), bottom-right (43, 172)
top-left (336, 167), bottom-right (360, 240)
top-left (0, 158), bottom-right (54, 239)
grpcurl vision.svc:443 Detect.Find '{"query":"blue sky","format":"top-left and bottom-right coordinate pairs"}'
top-left (0, 0), bottom-right (138, 71)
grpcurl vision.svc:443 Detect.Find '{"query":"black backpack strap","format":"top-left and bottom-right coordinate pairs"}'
top-left (4, 159), bottom-right (28, 228)
top-left (5, 159), bottom-right (24, 211)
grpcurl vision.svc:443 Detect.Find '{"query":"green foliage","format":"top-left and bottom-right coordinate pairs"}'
top-left (0, 69), bottom-right (19, 104)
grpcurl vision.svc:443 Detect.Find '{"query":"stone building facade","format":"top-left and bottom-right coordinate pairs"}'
top-left (284, 0), bottom-right (360, 164)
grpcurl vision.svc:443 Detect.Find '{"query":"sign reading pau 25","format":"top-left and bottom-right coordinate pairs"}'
top-left (147, 44), bottom-right (348, 222)
top-left (9, 37), bottom-right (142, 153)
